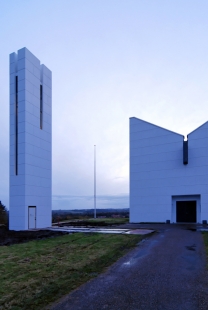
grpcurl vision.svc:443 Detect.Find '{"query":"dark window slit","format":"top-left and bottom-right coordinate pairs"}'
top-left (15, 76), bottom-right (18, 175)
top-left (40, 85), bottom-right (43, 129)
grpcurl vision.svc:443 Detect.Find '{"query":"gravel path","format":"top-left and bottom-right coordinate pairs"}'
top-left (50, 226), bottom-right (208, 310)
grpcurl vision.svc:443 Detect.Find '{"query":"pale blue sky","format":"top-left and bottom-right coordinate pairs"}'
top-left (1, 1), bottom-right (208, 209)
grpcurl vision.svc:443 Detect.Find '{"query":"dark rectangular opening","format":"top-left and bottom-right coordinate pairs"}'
top-left (40, 85), bottom-right (43, 129)
top-left (15, 76), bottom-right (18, 175)
top-left (176, 200), bottom-right (196, 223)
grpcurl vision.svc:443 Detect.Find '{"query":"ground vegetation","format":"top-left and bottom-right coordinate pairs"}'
top-left (0, 201), bottom-right (7, 226)
top-left (0, 233), bottom-right (143, 310)
top-left (52, 208), bottom-right (129, 223)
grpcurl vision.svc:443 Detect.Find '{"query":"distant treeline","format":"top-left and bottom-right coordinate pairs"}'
top-left (1, 207), bottom-right (129, 225)
top-left (52, 208), bottom-right (129, 222)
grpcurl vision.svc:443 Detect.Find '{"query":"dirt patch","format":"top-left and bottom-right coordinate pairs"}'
top-left (0, 225), bottom-right (68, 246)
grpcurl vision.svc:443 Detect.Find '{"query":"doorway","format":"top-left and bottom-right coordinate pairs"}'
top-left (176, 201), bottom-right (196, 223)
top-left (28, 206), bottom-right (36, 229)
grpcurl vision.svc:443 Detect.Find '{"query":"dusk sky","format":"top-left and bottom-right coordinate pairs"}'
top-left (1, 1), bottom-right (208, 209)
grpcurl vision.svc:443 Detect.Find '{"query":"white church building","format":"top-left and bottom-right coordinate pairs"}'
top-left (130, 117), bottom-right (208, 224)
top-left (9, 48), bottom-right (52, 230)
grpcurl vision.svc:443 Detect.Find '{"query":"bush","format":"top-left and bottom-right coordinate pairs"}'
top-left (0, 201), bottom-right (8, 225)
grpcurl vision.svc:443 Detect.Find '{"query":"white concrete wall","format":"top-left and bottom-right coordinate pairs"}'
top-left (9, 48), bottom-right (52, 230)
top-left (130, 117), bottom-right (208, 223)
top-left (188, 123), bottom-right (208, 222)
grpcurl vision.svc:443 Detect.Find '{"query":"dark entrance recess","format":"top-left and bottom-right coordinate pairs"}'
top-left (176, 201), bottom-right (196, 223)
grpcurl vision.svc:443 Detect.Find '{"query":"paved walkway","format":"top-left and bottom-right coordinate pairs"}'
top-left (49, 226), bottom-right (154, 235)
top-left (50, 225), bottom-right (208, 310)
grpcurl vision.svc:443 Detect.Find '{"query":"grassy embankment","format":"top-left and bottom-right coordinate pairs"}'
top-left (87, 218), bottom-right (129, 224)
top-left (0, 232), bottom-right (143, 310)
top-left (54, 217), bottom-right (129, 225)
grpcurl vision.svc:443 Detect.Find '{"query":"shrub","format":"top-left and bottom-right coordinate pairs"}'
top-left (0, 201), bottom-right (8, 225)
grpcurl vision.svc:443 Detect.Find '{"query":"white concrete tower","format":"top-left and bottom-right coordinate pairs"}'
top-left (9, 47), bottom-right (52, 230)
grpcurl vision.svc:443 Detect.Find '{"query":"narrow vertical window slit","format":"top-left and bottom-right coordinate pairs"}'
top-left (40, 85), bottom-right (43, 129)
top-left (183, 140), bottom-right (188, 165)
top-left (15, 76), bottom-right (18, 175)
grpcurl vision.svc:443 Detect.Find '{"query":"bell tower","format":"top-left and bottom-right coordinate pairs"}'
top-left (9, 47), bottom-right (52, 230)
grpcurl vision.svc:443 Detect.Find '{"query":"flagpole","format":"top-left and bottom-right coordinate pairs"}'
top-left (94, 145), bottom-right (96, 219)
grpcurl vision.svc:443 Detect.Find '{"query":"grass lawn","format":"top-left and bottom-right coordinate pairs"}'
top-left (56, 217), bottom-right (129, 225)
top-left (0, 233), bottom-right (143, 310)
top-left (84, 217), bottom-right (129, 224)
